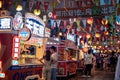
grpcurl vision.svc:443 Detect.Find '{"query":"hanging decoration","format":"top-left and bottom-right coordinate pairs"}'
top-left (0, 1), bottom-right (2, 8)
top-left (69, 1), bottom-right (74, 8)
top-left (76, 19), bottom-right (80, 27)
top-left (101, 18), bottom-right (108, 26)
top-left (87, 17), bottom-right (93, 25)
top-left (44, 1), bottom-right (49, 11)
top-left (29, 0), bottom-right (35, 12)
top-left (116, 16), bottom-right (120, 25)
top-left (76, 1), bottom-right (82, 7)
top-left (16, 5), bottom-right (22, 11)
top-left (34, 1), bottom-right (41, 16)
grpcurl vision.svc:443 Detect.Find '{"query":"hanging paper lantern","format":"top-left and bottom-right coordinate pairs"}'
top-left (95, 33), bottom-right (100, 38)
top-left (59, 32), bottom-right (62, 36)
top-left (34, 9), bottom-right (41, 15)
top-left (101, 19), bottom-right (108, 25)
top-left (16, 5), bottom-right (22, 11)
top-left (86, 34), bottom-right (91, 39)
top-left (83, 47), bottom-right (88, 53)
top-left (0, 1), bottom-right (2, 8)
top-left (104, 31), bottom-right (109, 35)
top-left (87, 17), bottom-right (93, 24)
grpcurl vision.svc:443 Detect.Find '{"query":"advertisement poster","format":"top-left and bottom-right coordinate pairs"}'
top-left (57, 61), bottom-right (67, 77)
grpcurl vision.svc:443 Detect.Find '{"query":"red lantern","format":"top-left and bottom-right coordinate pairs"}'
top-left (101, 19), bottom-right (108, 26)
top-left (83, 47), bottom-right (88, 53)
top-left (87, 17), bottom-right (93, 24)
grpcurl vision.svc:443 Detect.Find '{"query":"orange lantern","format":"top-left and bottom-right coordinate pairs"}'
top-left (101, 19), bottom-right (108, 25)
top-left (16, 5), bottom-right (22, 11)
top-left (87, 17), bottom-right (93, 24)
top-left (86, 34), bottom-right (91, 39)
top-left (83, 47), bottom-right (88, 53)
top-left (34, 9), bottom-right (41, 16)
top-left (95, 33), bottom-right (100, 38)
top-left (104, 31), bottom-right (109, 35)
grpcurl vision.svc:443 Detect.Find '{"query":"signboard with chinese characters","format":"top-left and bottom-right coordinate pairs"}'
top-left (21, 37), bottom-right (43, 46)
top-left (54, 5), bottom-right (115, 18)
top-left (25, 13), bottom-right (45, 37)
top-left (0, 17), bottom-right (12, 31)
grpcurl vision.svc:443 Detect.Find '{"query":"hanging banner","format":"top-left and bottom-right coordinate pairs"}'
top-left (54, 5), bottom-right (115, 19)
top-left (44, 1), bottom-right (49, 11)
top-left (29, 0), bottom-right (35, 12)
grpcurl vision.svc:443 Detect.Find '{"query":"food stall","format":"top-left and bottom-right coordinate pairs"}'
top-left (0, 13), bottom-right (50, 80)
top-left (47, 33), bottom-right (79, 77)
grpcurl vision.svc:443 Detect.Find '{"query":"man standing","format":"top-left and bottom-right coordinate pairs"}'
top-left (83, 49), bottom-right (94, 77)
top-left (50, 46), bottom-right (58, 80)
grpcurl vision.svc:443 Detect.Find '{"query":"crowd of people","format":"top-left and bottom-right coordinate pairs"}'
top-left (82, 50), bottom-right (118, 78)
top-left (38, 46), bottom-right (118, 80)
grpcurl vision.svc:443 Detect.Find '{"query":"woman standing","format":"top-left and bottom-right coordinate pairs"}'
top-left (38, 50), bottom-right (51, 80)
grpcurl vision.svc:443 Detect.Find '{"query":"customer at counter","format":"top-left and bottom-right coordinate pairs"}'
top-left (38, 50), bottom-right (52, 80)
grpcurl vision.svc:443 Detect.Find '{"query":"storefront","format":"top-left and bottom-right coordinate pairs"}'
top-left (0, 13), bottom-right (49, 80)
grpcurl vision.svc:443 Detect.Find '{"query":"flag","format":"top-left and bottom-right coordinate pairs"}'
top-left (100, 0), bottom-right (111, 5)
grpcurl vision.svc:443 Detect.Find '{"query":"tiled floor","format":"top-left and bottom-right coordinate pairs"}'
top-left (58, 70), bottom-right (115, 80)
top-left (78, 70), bottom-right (115, 80)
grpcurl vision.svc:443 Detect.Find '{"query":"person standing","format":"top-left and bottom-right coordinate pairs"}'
top-left (38, 50), bottom-right (51, 80)
top-left (83, 49), bottom-right (94, 77)
top-left (50, 46), bottom-right (58, 80)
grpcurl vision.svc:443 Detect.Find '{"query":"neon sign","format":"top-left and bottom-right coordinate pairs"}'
top-left (25, 13), bottom-right (45, 37)
top-left (0, 17), bottom-right (12, 31)
top-left (12, 36), bottom-right (20, 60)
top-left (18, 27), bottom-right (31, 41)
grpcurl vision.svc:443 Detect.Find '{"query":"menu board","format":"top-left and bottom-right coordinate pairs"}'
top-left (0, 17), bottom-right (12, 31)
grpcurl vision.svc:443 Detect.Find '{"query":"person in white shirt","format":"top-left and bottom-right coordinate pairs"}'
top-left (50, 46), bottom-right (58, 80)
top-left (83, 49), bottom-right (94, 77)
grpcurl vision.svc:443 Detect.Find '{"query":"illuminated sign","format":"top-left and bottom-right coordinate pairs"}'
top-left (12, 60), bottom-right (19, 65)
top-left (12, 36), bottom-right (20, 60)
top-left (25, 13), bottom-right (45, 37)
top-left (54, 5), bottom-right (115, 18)
top-left (0, 17), bottom-right (12, 31)
top-left (67, 33), bottom-right (75, 42)
top-left (0, 73), bottom-right (5, 78)
top-left (45, 28), bottom-right (50, 38)
top-left (18, 27), bottom-right (31, 41)
top-left (21, 37), bottom-right (42, 46)
top-left (13, 12), bottom-right (23, 30)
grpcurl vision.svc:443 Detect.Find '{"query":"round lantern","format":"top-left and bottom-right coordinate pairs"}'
top-left (95, 33), bottom-right (100, 38)
top-left (104, 31), bottom-right (109, 35)
top-left (101, 19), bottom-right (108, 25)
top-left (16, 5), bottom-right (22, 11)
top-left (59, 32), bottom-right (62, 36)
top-left (86, 34), bottom-right (91, 39)
top-left (34, 9), bottom-right (41, 16)
top-left (83, 47), bottom-right (88, 53)
top-left (87, 17), bottom-right (93, 24)
top-left (0, 1), bottom-right (2, 8)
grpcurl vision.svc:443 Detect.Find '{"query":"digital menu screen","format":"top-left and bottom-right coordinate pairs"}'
top-left (0, 17), bottom-right (12, 31)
